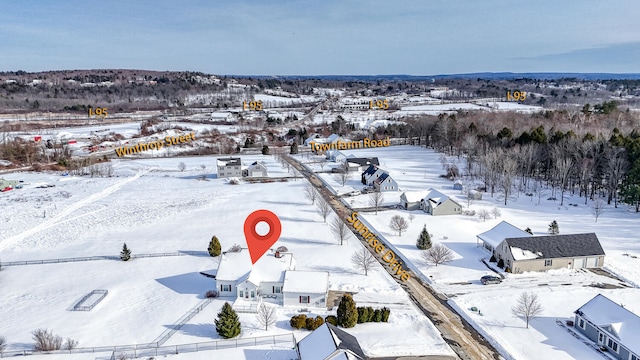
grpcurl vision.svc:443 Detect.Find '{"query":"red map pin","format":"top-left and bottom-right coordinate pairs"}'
top-left (244, 209), bottom-right (282, 264)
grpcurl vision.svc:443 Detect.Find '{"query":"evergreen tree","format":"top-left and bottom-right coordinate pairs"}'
top-left (208, 235), bottom-right (221, 257)
top-left (290, 142), bottom-right (298, 154)
top-left (548, 220), bottom-right (559, 235)
top-left (336, 294), bottom-right (358, 328)
top-left (261, 145), bottom-right (270, 155)
top-left (215, 302), bottom-right (241, 338)
top-left (120, 243), bottom-right (131, 261)
top-left (416, 224), bottom-right (432, 250)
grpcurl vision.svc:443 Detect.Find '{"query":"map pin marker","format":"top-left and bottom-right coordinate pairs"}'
top-left (244, 209), bottom-right (282, 264)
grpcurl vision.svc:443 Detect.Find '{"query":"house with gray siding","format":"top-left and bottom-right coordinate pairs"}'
top-left (216, 157), bottom-right (242, 178)
top-left (373, 172), bottom-right (399, 192)
top-left (400, 190), bottom-right (432, 210)
top-left (574, 294), bottom-right (640, 360)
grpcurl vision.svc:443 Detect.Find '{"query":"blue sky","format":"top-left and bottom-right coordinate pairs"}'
top-left (0, 0), bottom-right (638, 75)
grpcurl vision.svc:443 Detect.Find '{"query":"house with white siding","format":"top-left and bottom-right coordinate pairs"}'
top-left (215, 248), bottom-right (329, 308)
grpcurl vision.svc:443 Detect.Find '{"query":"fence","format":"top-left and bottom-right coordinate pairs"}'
top-left (72, 289), bottom-right (108, 311)
top-left (0, 251), bottom-right (208, 267)
top-left (151, 298), bottom-right (214, 346)
top-left (0, 334), bottom-right (295, 358)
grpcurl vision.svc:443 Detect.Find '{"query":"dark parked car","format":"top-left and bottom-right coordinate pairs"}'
top-left (480, 275), bottom-right (502, 285)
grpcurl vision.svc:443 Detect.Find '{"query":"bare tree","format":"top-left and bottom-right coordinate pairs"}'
top-left (351, 248), bottom-right (377, 276)
top-left (491, 207), bottom-right (501, 219)
top-left (0, 335), bottom-right (6, 355)
top-left (32, 329), bottom-right (62, 351)
top-left (318, 158), bottom-right (327, 171)
top-left (500, 154), bottom-right (518, 205)
top-left (304, 183), bottom-right (318, 204)
top-left (408, 214), bottom-right (416, 223)
top-left (478, 208), bottom-right (490, 222)
top-left (330, 216), bottom-right (350, 245)
top-left (511, 292), bottom-right (544, 329)
top-left (333, 164), bottom-right (352, 186)
top-left (256, 302), bottom-right (277, 330)
top-left (389, 215), bottom-right (409, 236)
top-left (316, 197), bottom-right (331, 223)
top-left (552, 151), bottom-right (574, 206)
top-left (422, 244), bottom-right (454, 266)
top-left (368, 190), bottom-right (384, 215)
top-left (178, 161), bottom-right (186, 172)
top-left (590, 198), bottom-right (606, 222)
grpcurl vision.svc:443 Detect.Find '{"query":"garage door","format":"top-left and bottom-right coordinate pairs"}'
top-left (587, 257), bottom-right (599, 267)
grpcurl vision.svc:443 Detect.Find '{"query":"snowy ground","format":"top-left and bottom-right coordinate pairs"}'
top-left (0, 152), bottom-right (454, 358)
top-left (296, 145), bottom-right (640, 360)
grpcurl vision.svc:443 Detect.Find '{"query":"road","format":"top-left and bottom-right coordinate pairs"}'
top-left (283, 154), bottom-right (503, 360)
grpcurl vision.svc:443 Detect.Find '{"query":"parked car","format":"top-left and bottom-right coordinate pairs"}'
top-left (480, 275), bottom-right (502, 285)
top-left (348, 190), bottom-right (361, 196)
top-left (1, 187), bottom-right (13, 192)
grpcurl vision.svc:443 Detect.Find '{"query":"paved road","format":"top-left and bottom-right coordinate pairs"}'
top-left (283, 154), bottom-right (503, 360)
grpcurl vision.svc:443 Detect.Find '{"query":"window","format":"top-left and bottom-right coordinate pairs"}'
top-left (239, 290), bottom-right (244, 298)
top-left (250, 290), bottom-right (255, 298)
top-left (544, 259), bottom-right (553, 266)
top-left (578, 318), bottom-right (585, 329)
top-left (221, 284), bottom-right (231, 292)
top-left (608, 339), bottom-right (618, 352)
top-left (631, 354), bottom-right (638, 360)
top-left (299, 296), bottom-right (310, 303)
top-left (598, 333), bottom-right (603, 342)
top-left (273, 286), bottom-right (282, 294)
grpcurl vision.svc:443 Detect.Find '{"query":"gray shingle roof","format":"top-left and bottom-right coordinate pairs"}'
top-left (348, 157), bottom-right (379, 167)
top-left (326, 323), bottom-right (366, 359)
top-left (506, 233), bottom-right (605, 259)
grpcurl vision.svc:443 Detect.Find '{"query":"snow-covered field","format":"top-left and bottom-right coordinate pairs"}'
top-left (0, 152), bottom-right (454, 359)
top-left (299, 145), bottom-right (640, 360)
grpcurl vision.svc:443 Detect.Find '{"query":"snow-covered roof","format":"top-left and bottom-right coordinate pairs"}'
top-left (283, 270), bottom-right (329, 294)
top-left (419, 188), bottom-right (460, 208)
top-left (216, 157), bottom-right (241, 167)
top-left (401, 190), bottom-right (432, 203)
top-left (297, 323), bottom-right (366, 360)
top-left (510, 246), bottom-right (542, 260)
top-left (216, 249), bottom-right (295, 284)
top-left (576, 294), bottom-right (640, 355)
top-left (477, 221), bottom-right (531, 249)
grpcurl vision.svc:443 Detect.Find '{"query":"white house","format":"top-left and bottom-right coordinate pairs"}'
top-left (216, 157), bottom-right (242, 178)
top-left (242, 161), bottom-right (268, 177)
top-left (419, 188), bottom-right (463, 216)
top-left (283, 270), bottom-right (329, 308)
top-left (215, 249), bottom-right (295, 302)
top-left (215, 248), bottom-right (329, 308)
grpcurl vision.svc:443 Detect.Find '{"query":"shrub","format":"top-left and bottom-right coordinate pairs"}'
top-left (305, 316), bottom-right (325, 330)
top-left (489, 255), bottom-right (497, 263)
top-left (497, 259), bottom-right (505, 269)
top-left (372, 309), bottom-right (382, 322)
top-left (205, 290), bottom-right (218, 298)
top-left (32, 329), bottom-right (62, 351)
top-left (381, 307), bottom-right (391, 322)
top-left (208, 236), bottom-right (221, 257)
top-left (337, 294), bottom-right (358, 328)
top-left (357, 307), bottom-right (369, 323)
top-left (324, 315), bottom-right (338, 326)
top-left (227, 244), bottom-right (242, 253)
top-left (290, 314), bottom-right (307, 329)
